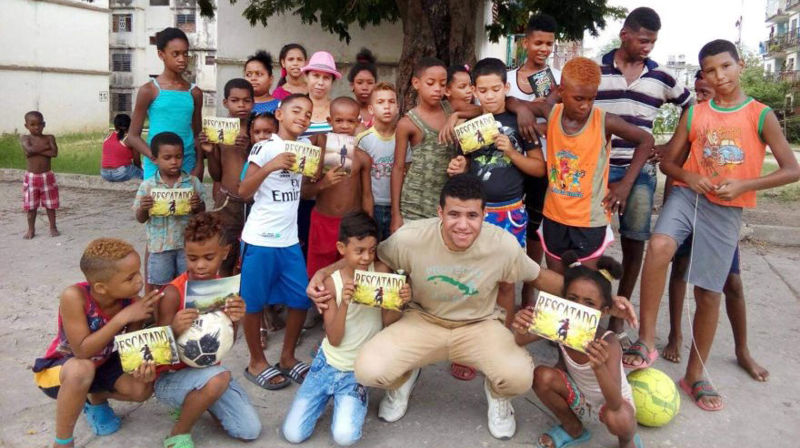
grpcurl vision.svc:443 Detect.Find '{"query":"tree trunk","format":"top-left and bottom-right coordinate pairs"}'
top-left (395, 0), bottom-right (480, 112)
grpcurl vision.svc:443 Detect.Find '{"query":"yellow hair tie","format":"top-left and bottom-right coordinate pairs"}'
top-left (599, 269), bottom-right (614, 283)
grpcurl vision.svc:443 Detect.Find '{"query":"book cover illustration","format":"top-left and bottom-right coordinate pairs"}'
top-left (351, 270), bottom-right (406, 311)
top-left (323, 133), bottom-right (355, 175)
top-left (150, 187), bottom-right (193, 216)
top-left (527, 68), bottom-right (557, 98)
top-left (283, 141), bottom-right (321, 178)
top-left (185, 274), bottom-right (241, 314)
top-left (528, 291), bottom-right (601, 353)
top-left (203, 117), bottom-right (241, 145)
top-left (454, 114), bottom-right (500, 155)
top-left (115, 326), bottom-right (179, 373)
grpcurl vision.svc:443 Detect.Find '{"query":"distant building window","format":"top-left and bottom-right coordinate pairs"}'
top-left (112, 14), bottom-right (132, 32)
top-left (204, 93), bottom-right (216, 107)
top-left (176, 13), bottom-right (196, 33)
top-left (205, 55), bottom-right (215, 65)
top-left (113, 93), bottom-right (132, 112)
top-left (150, 0), bottom-right (169, 6)
top-left (175, 0), bottom-right (197, 7)
top-left (112, 53), bottom-right (132, 72)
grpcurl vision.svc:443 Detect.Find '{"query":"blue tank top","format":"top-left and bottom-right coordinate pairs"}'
top-left (143, 78), bottom-right (197, 179)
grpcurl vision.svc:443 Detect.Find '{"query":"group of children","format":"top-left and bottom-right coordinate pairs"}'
top-left (25, 6), bottom-right (800, 448)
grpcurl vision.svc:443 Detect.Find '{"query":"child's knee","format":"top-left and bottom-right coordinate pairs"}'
top-left (231, 413), bottom-right (261, 441)
top-left (603, 403), bottom-right (635, 437)
top-left (648, 235), bottom-right (676, 260)
top-left (203, 371), bottom-right (231, 398)
top-left (60, 359), bottom-right (96, 389)
top-left (332, 423), bottom-right (361, 446)
top-left (532, 366), bottom-right (559, 393)
top-left (128, 382), bottom-right (153, 402)
top-left (282, 419), bottom-right (311, 444)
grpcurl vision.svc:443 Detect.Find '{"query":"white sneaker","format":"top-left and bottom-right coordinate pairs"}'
top-left (378, 368), bottom-right (421, 422)
top-left (484, 378), bottom-right (516, 440)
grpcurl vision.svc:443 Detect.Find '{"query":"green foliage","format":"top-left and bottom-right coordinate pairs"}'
top-left (740, 53), bottom-right (791, 111)
top-left (0, 132), bottom-right (107, 175)
top-left (487, 0), bottom-right (626, 42)
top-left (653, 104), bottom-right (680, 136)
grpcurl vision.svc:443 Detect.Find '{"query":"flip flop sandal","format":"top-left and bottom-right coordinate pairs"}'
top-left (678, 378), bottom-right (724, 412)
top-left (535, 424), bottom-right (591, 448)
top-left (622, 339), bottom-right (659, 370)
top-left (450, 362), bottom-right (477, 381)
top-left (280, 361), bottom-right (311, 384)
top-left (243, 366), bottom-right (291, 390)
top-left (82, 401), bottom-right (121, 436)
top-left (164, 433), bottom-right (194, 448)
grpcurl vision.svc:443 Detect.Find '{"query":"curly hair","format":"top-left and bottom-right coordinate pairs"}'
top-left (184, 212), bottom-right (224, 243)
top-left (561, 57), bottom-right (601, 88)
top-left (80, 238), bottom-right (137, 282)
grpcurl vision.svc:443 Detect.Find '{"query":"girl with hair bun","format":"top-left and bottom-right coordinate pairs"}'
top-left (348, 48), bottom-right (378, 127)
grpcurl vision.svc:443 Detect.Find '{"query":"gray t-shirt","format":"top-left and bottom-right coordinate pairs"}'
top-left (356, 127), bottom-right (399, 206)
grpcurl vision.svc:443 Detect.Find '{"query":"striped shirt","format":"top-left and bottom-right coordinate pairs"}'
top-left (596, 50), bottom-right (693, 166)
top-left (301, 120), bottom-right (333, 139)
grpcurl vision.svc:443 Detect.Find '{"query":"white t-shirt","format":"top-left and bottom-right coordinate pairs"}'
top-left (241, 134), bottom-right (303, 248)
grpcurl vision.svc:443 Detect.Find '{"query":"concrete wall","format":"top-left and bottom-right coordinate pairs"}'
top-left (0, 0), bottom-right (110, 134)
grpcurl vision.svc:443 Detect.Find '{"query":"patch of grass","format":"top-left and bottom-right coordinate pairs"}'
top-left (758, 161), bottom-right (800, 202)
top-left (0, 131), bottom-right (108, 175)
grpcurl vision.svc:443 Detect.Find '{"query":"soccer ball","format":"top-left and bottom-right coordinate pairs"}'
top-left (627, 368), bottom-right (680, 427)
top-left (177, 311), bottom-right (234, 368)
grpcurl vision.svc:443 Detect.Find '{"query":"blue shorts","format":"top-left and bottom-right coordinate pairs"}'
top-left (485, 198), bottom-right (527, 247)
top-left (240, 243), bottom-right (311, 313)
top-left (155, 366), bottom-right (261, 440)
top-left (147, 249), bottom-right (186, 285)
top-left (608, 163), bottom-right (658, 241)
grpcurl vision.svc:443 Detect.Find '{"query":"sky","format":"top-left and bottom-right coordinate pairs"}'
top-left (582, 0), bottom-right (768, 63)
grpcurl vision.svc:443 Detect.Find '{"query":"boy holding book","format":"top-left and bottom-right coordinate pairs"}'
top-left (33, 238), bottom-right (161, 447)
top-left (155, 212), bottom-right (260, 447)
top-left (624, 40), bottom-right (800, 411)
top-left (282, 211), bottom-right (410, 445)
top-left (200, 78), bottom-right (255, 276)
top-left (134, 132), bottom-right (207, 291)
top-left (238, 94), bottom-right (316, 388)
top-left (356, 82), bottom-right (401, 241)
top-left (21, 110), bottom-right (60, 239)
top-left (302, 96), bottom-right (374, 279)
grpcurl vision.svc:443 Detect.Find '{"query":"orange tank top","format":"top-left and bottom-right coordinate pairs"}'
top-left (677, 98), bottom-right (770, 208)
top-left (543, 104), bottom-right (610, 227)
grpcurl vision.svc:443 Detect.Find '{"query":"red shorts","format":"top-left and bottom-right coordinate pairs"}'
top-left (306, 208), bottom-right (342, 278)
top-left (23, 171), bottom-right (59, 211)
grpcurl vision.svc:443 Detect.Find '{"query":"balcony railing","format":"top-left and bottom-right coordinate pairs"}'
top-left (767, 8), bottom-right (790, 22)
top-left (763, 33), bottom-right (800, 55)
top-left (787, 0), bottom-right (800, 12)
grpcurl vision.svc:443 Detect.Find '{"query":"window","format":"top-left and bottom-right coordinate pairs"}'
top-left (204, 92), bottom-right (216, 107)
top-left (112, 14), bottom-right (132, 32)
top-left (789, 58), bottom-right (796, 70)
top-left (112, 53), bottom-right (132, 72)
top-left (176, 13), bottom-right (196, 33)
top-left (150, 0), bottom-right (169, 6)
top-left (113, 93), bottom-right (132, 112)
top-left (205, 55), bottom-right (215, 65)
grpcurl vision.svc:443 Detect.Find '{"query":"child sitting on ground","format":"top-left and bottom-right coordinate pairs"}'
top-left (282, 211), bottom-right (410, 446)
top-left (512, 251), bottom-right (642, 448)
top-left (134, 132), bottom-right (206, 291)
top-left (155, 212), bottom-right (260, 448)
top-left (302, 96), bottom-right (374, 279)
top-left (33, 238), bottom-right (162, 447)
top-left (20, 110), bottom-right (60, 239)
top-left (356, 82), bottom-right (401, 241)
top-left (200, 78), bottom-right (254, 276)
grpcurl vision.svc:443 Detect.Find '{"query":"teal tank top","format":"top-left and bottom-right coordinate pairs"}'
top-left (143, 78), bottom-right (197, 179)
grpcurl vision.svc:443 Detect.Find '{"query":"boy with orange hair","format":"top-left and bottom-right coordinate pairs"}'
top-left (522, 57), bottom-right (654, 273)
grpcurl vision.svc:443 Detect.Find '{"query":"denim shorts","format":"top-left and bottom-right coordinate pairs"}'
top-left (147, 249), bottom-right (186, 285)
top-left (155, 366), bottom-right (261, 440)
top-left (373, 204), bottom-right (391, 242)
top-left (282, 350), bottom-right (369, 446)
top-left (608, 163), bottom-right (657, 241)
top-left (100, 165), bottom-right (143, 182)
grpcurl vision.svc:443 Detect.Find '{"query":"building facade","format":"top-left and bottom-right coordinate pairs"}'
top-left (762, 0), bottom-right (800, 82)
top-left (0, 0), bottom-right (110, 134)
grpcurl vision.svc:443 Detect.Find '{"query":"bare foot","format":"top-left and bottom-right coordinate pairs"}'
top-left (736, 349), bottom-right (769, 382)
top-left (662, 335), bottom-right (682, 363)
top-left (697, 393), bottom-right (724, 410)
top-left (50, 228), bottom-right (60, 237)
top-left (23, 230), bottom-right (35, 239)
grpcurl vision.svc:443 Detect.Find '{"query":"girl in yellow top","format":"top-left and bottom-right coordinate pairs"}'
top-left (523, 57), bottom-right (654, 273)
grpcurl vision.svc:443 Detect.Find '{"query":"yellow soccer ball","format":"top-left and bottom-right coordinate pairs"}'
top-left (627, 368), bottom-right (680, 427)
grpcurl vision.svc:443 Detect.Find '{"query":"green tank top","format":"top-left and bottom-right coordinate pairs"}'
top-left (401, 102), bottom-right (456, 220)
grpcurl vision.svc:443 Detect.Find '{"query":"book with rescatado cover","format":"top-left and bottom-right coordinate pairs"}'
top-left (203, 117), bottom-right (241, 145)
top-left (352, 270), bottom-right (406, 311)
top-left (454, 114), bottom-right (500, 155)
top-left (115, 326), bottom-right (179, 373)
top-left (150, 187), bottom-right (193, 216)
top-left (528, 291), bottom-right (601, 353)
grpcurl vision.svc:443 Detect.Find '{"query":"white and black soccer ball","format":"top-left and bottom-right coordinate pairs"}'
top-left (177, 310), bottom-right (234, 368)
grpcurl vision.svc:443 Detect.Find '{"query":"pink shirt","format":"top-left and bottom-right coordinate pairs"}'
top-left (102, 132), bottom-right (135, 168)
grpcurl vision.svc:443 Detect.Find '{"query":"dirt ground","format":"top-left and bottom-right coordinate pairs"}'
top-left (1, 180), bottom-right (800, 448)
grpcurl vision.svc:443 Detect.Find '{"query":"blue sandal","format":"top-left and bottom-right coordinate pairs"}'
top-left (83, 402), bottom-right (121, 436)
top-left (535, 425), bottom-right (591, 448)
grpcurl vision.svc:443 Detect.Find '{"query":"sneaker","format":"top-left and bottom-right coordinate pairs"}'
top-left (378, 368), bottom-right (421, 422)
top-left (484, 378), bottom-right (515, 440)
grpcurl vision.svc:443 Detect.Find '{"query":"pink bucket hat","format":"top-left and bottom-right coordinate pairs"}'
top-left (301, 51), bottom-right (342, 80)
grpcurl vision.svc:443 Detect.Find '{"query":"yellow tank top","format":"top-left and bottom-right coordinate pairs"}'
top-left (320, 266), bottom-right (383, 372)
top-left (543, 104), bottom-right (610, 227)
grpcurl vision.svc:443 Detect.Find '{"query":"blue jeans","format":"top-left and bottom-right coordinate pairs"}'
top-left (147, 249), bottom-right (186, 285)
top-left (373, 204), bottom-right (391, 242)
top-left (100, 165), bottom-right (143, 182)
top-left (282, 350), bottom-right (369, 446)
top-left (154, 366), bottom-right (261, 440)
top-left (607, 163), bottom-right (657, 241)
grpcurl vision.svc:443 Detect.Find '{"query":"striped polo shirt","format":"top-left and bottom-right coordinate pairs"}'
top-left (596, 50), bottom-right (694, 166)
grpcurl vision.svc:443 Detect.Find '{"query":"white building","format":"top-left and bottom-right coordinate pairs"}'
top-left (762, 0), bottom-right (800, 82)
top-left (0, 0), bottom-right (110, 134)
top-left (109, 0), bottom-right (217, 121)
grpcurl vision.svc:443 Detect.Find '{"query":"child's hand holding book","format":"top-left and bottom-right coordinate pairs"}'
top-left (585, 339), bottom-right (611, 371)
top-left (398, 283), bottom-right (412, 307)
top-left (131, 361), bottom-right (156, 383)
top-left (190, 193), bottom-right (203, 212)
top-left (266, 152), bottom-right (296, 173)
top-left (171, 308), bottom-right (200, 336)
top-left (341, 281), bottom-right (355, 306)
top-left (512, 307), bottom-right (535, 335)
top-left (139, 194), bottom-right (154, 213)
top-left (198, 131), bottom-right (214, 153)
top-left (223, 295), bottom-right (246, 322)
